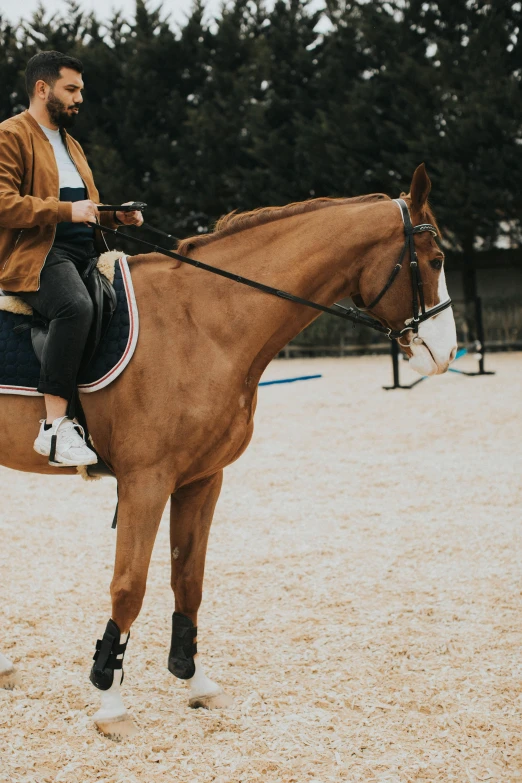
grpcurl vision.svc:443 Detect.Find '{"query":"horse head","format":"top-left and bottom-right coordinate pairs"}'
top-left (355, 164), bottom-right (457, 375)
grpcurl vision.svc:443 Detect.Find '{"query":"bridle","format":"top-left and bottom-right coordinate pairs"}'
top-left (353, 198), bottom-right (452, 342)
top-left (89, 197), bottom-right (452, 342)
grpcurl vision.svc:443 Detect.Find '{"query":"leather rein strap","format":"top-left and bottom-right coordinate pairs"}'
top-left (89, 199), bottom-right (451, 341)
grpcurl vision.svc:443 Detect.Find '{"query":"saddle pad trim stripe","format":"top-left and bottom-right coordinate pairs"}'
top-left (0, 384), bottom-right (41, 396)
top-left (78, 254), bottom-right (139, 393)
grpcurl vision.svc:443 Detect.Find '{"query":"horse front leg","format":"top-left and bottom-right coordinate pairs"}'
top-left (91, 470), bottom-right (172, 740)
top-left (169, 471), bottom-right (232, 709)
top-left (0, 651), bottom-right (19, 689)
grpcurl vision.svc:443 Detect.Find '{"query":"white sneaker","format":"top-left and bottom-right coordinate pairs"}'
top-left (34, 416), bottom-right (98, 467)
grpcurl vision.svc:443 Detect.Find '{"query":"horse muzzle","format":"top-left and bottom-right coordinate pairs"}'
top-left (406, 307), bottom-right (458, 376)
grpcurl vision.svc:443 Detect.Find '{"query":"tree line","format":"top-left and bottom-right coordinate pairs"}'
top-left (1, 0), bottom-right (521, 345)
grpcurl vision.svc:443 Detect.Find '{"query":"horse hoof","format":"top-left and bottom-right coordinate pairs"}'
top-left (0, 667), bottom-right (20, 690)
top-left (189, 690), bottom-right (234, 710)
top-left (94, 714), bottom-right (138, 741)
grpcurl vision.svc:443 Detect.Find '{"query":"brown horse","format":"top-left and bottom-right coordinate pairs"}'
top-left (0, 164), bottom-right (457, 738)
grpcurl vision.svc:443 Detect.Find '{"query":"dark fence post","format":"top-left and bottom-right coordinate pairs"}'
top-left (463, 296), bottom-right (495, 377)
top-left (383, 339), bottom-right (426, 390)
top-left (475, 296), bottom-right (486, 375)
top-left (391, 339), bottom-right (400, 388)
top-left (385, 296), bottom-right (495, 386)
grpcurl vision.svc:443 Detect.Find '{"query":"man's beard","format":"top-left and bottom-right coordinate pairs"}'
top-left (46, 90), bottom-right (78, 129)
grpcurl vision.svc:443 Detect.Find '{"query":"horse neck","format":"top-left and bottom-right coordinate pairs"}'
top-left (178, 201), bottom-right (394, 380)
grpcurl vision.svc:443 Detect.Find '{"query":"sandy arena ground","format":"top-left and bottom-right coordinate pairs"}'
top-left (1, 352), bottom-right (521, 782)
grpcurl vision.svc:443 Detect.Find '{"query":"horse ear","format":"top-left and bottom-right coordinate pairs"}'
top-left (409, 163), bottom-right (431, 211)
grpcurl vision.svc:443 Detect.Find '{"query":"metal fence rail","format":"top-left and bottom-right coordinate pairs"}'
top-left (279, 297), bottom-right (522, 358)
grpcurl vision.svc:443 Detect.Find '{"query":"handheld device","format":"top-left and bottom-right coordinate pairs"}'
top-left (97, 202), bottom-right (147, 212)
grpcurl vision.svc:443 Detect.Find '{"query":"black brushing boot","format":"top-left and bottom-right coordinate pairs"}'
top-left (168, 612), bottom-right (197, 679)
top-left (90, 618), bottom-right (129, 690)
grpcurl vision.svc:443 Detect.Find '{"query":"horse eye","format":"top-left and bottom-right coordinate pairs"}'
top-left (430, 258), bottom-right (443, 270)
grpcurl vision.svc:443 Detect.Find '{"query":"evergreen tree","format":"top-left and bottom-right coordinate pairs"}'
top-left (0, 15), bottom-right (26, 119)
top-left (246, 0), bottom-right (323, 205)
top-left (411, 0), bottom-right (522, 251)
top-left (0, 0), bottom-right (520, 343)
top-left (161, 0), bottom-right (258, 234)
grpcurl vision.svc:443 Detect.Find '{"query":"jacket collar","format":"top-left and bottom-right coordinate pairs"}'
top-left (22, 109), bottom-right (69, 142)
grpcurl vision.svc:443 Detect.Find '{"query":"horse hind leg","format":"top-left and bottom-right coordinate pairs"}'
top-left (0, 652), bottom-right (20, 690)
top-left (169, 472), bottom-right (233, 709)
top-left (91, 471), bottom-right (172, 739)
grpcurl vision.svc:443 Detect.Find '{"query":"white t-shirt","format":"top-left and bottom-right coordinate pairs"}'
top-left (39, 124), bottom-right (93, 243)
top-left (39, 124), bottom-right (85, 191)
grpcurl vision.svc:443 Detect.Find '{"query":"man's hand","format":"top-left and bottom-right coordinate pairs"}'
top-left (115, 201), bottom-right (144, 227)
top-left (71, 200), bottom-right (99, 224)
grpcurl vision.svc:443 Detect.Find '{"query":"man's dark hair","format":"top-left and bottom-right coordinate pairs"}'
top-left (25, 50), bottom-right (83, 98)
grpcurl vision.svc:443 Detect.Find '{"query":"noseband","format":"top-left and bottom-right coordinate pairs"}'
top-left (356, 198), bottom-right (452, 340)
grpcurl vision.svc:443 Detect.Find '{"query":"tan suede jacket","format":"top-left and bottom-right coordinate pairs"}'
top-left (0, 110), bottom-right (116, 292)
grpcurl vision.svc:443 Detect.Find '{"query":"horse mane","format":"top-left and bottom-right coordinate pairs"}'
top-left (177, 193), bottom-right (391, 255)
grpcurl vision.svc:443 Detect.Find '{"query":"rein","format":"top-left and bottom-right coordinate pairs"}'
top-left (89, 198), bottom-right (451, 342)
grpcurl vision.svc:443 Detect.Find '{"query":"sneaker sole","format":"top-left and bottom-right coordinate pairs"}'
top-left (48, 456), bottom-right (98, 467)
top-left (34, 442), bottom-right (50, 458)
top-left (34, 441), bottom-right (97, 467)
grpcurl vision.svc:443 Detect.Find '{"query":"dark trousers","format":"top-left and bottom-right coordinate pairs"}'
top-left (6, 241), bottom-right (97, 400)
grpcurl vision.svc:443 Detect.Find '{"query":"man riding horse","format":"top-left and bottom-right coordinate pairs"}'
top-left (0, 50), bottom-right (143, 466)
top-left (0, 49), bottom-right (459, 739)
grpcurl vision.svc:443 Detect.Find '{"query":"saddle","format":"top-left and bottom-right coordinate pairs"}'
top-left (0, 251), bottom-right (139, 487)
top-left (1, 258), bottom-right (119, 481)
top-left (15, 259), bottom-right (118, 371)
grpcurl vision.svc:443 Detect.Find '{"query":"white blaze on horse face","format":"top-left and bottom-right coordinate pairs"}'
top-left (408, 267), bottom-right (457, 376)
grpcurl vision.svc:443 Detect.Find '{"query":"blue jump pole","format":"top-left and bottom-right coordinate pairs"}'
top-left (259, 374), bottom-right (322, 387)
top-left (447, 347), bottom-right (468, 374)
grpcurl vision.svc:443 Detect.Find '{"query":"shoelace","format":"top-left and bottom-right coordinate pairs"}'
top-left (57, 421), bottom-right (87, 448)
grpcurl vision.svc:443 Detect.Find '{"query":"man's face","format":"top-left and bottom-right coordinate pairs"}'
top-left (45, 67), bottom-right (84, 129)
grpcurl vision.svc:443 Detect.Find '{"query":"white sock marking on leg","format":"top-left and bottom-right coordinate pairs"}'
top-left (188, 655), bottom-right (221, 699)
top-left (0, 652), bottom-right (14, 674)
top-left (94, 633), bottom-right (128, 722)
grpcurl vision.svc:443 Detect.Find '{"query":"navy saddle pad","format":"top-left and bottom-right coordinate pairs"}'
top-left (0, 255), bottom-right (139, 396)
